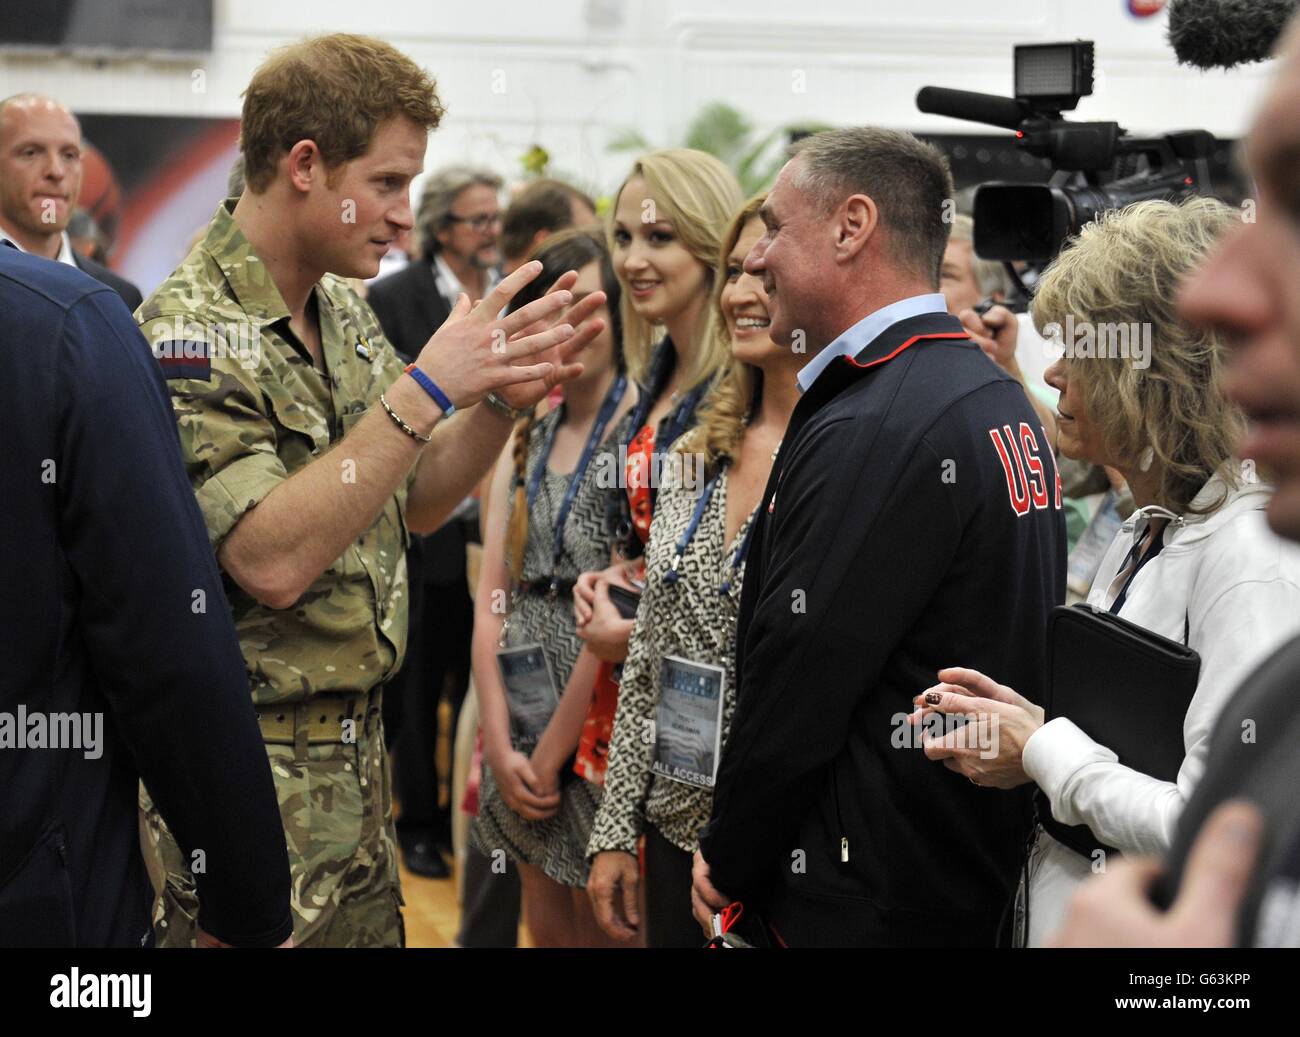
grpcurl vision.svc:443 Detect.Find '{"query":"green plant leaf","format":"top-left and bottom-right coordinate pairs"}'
top-left (606, 128), bottom-right (653, 153)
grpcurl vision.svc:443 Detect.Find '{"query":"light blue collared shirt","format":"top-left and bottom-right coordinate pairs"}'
top-left (796, 292), bottom-right (949, 392)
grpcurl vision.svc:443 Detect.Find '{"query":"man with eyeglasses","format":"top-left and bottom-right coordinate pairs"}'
top-left (369, 166), bottom-right (508, 883)
top-left (369, 166), bottom-right (505, 357)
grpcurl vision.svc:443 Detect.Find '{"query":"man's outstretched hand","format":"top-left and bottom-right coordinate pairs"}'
top-left (411, 261), bottom-right (605, 412)
top-left (492, 268), bottom-right (607, 411)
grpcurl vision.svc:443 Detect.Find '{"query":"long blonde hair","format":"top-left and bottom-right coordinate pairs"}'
top-left (609, 148), bottom-right (743, 394)
top-left (1032, 197), bottom-right (1245, 515)
top-left (676, 193), bottom-right (767, 472)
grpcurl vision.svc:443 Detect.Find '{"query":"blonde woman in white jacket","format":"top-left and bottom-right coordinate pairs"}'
top-left (910, 198), bottom-right (1300, 946)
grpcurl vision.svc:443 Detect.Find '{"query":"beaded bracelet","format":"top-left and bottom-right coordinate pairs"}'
top-left (379, 393), bottom-right (432, 444)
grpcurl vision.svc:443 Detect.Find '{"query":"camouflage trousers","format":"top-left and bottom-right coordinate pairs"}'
top-left (139, 699), bottom-right (405, 948)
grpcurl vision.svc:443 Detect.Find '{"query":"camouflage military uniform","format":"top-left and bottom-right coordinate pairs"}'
top-left (136, 199), bottom-right (414, 948)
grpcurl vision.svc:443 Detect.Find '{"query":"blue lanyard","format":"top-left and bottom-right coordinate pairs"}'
top-left (662, 465), bottom-right (758, 594)
top-left (719, 513), bottom-right (758, 595)
top-left (624, 339), bottom-right (675, 444)
top-left (658, 381), bottom-right (709, 455)
top-left (527, 372), bottom-right (628, 575)
top-left (623, 338), bottom-right (710, 451)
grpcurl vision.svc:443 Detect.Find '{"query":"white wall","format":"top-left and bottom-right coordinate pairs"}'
top-left (0, 0), bottom-right (1277, 196)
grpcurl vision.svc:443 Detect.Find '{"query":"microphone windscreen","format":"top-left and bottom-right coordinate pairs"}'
top-left (1168, 0), bottom-right (1299, 69)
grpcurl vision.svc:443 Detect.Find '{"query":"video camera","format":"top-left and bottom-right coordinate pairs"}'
top-left (918, 41), bottom-right (1219, 265)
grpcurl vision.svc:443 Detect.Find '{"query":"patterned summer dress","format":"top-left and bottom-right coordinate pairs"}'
top-left (470, 406), bottom-right (633, 886)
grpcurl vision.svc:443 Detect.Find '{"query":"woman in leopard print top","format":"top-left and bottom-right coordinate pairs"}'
top-left (586, 197), bottom-right (803, 946)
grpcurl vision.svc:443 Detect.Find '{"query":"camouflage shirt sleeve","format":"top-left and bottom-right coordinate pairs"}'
top-left (141, 316), bottom-right (289, 553)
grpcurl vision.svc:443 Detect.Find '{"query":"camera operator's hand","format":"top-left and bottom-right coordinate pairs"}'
top-left (409, 260), bottom-right (598, 412)
top-left (960, 305), bottom-right (1021, 379)
top-left (960, 305), bottom-right (1056, 442)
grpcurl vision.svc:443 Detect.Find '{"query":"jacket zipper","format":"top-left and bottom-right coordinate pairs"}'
top-left (831, 758), bottom-right (848, 862)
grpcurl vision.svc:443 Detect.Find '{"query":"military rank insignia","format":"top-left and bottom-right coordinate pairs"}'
top-left (355, 334), bottom-right (374, 362)
top-left (155, 341), bottom-right (211, 381)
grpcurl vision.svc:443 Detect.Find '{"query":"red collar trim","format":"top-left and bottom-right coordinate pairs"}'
top-left (842, 331), bottom-right (971, 370)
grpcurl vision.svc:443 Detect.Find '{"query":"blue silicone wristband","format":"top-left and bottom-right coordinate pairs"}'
top-left (404, 363), bottom-right (455, 417)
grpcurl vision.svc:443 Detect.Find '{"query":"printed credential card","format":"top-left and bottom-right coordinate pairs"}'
top-left (652, 655), bottom-right (725, 789)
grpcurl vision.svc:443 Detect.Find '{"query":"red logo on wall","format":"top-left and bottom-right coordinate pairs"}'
top-left (1127, 0), bottom-right (1167, 17)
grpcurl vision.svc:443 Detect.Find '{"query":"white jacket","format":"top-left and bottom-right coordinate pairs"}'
top-left (1023, 471), bottom-right (1300, 944)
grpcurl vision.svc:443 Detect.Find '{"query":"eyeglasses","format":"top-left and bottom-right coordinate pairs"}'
top-left (446, 212), bottom-right (502, 232)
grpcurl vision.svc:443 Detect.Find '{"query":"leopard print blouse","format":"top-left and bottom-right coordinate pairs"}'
top-left (587, 453), bottom-right (756, 857)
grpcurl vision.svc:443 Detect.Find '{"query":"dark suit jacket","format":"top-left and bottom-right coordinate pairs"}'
top-left (0, 246), bottom-right (291, 947)
top-left (1156, 633), bottom-right (1300, 944)
top-left (365, 258), bottom-right (474, 584)
top-left (366, 258), bottom-right (452, 363)
top-left (73, 251), bottom-right (143, 312)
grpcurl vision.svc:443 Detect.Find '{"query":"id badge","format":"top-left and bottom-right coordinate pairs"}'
top-left (651, 655), bottom-right (725, 789)
top-left (496, 643), bottom-right (558, 750)
top-left (1067, 488), bottom-right (1124, 598)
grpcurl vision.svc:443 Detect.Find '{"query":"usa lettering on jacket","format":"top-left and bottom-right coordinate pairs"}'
top-left (988, 421), bottom-right (1062, 515)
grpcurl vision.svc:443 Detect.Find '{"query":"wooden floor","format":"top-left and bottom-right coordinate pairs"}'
top-left (397, 858), bottom-right (461, 947)
top-left (397, 856), bottom-right (531, 948)
top-left (396, 684), bottom-right (534, 947)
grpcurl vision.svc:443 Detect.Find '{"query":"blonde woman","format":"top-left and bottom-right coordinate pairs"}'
top-left (909, 197), bottom-right (1300, 944)
top-left (584, 195), bottom-right (804, 946)
top-left (572, 150), bottom-right (743, 784)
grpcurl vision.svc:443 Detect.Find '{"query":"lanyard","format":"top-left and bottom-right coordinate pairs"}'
top-left (1109, 516), bottom-right (1171, 615)
top-left (623, 337), bottom-right (710, 452)
top-left (657, 381), bottom-right (709, 456)
top-left (662, 464), bottom-right (758, 594)
top-left (526, 372), bottom-right (628, 578)
top-left (719, 514), bottom-right (758, 595)
top-left (624, 339), bottom-right (675, 443)
top-left (612, 338), bottom-right (712, 554)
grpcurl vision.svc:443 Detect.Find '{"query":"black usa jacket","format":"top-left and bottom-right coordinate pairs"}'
top-left (699, 311), bottom-right (1067, 947)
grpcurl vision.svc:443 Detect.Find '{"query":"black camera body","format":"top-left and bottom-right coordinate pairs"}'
top-left (919, 41), bottom-right (1220, 263)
